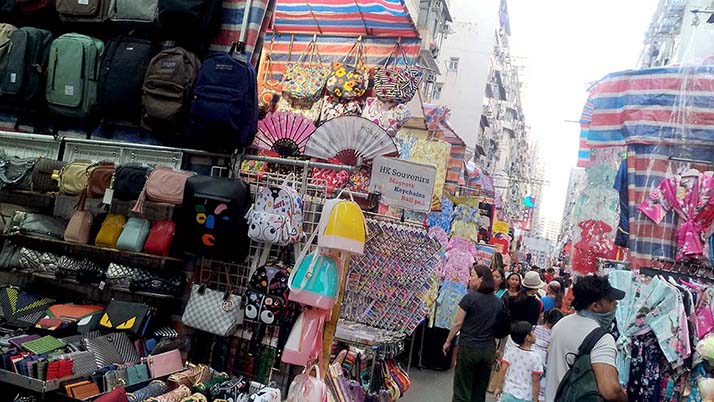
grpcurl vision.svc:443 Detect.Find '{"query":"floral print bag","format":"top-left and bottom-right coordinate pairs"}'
top-left (326, 37), bottom-right (369, 101)
top-left (282, 36), bottom-right (329, 102)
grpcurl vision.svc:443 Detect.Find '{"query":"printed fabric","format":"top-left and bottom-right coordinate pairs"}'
top-left (407, 139), bottom-right (450, 206)
top-left (613, 160), bottom-right (630, 248)
top-left (502, 346), bottom-right (543, 401)
top-left (434, 281), bottom-right (467, 329)
top-left (443, 248), bottom-right (474, 284)
top-left (427, 197), bottom-right (454, 233)
top-left (572, 219), bottom-right (616, 274)
top-left (361, 97), bottom-right (410, 137)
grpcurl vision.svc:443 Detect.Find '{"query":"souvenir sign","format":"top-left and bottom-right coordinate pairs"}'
top-left (369, 157), bottom-right (437, 213)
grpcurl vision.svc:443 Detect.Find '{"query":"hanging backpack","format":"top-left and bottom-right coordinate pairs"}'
top-left (0, 27), bottom-right (53, 104)
top-left (554, 327), bottom-right (608, 402)
top-left (243, 262), bottom-right (292, 326)
top-left (45, 33), bottom-right (104, 119)
top-left (180, 175), bottom-right (251, 261)
top-left (0, 24), bottom-right (17, 72)
top-left (157, 0), bottom-right (222, 40)
top-left (141, 47), bottom-right (200, 135)
top-left (108, 0), bottom-right (158, 23)
top-left (288, 232), bottom-right (339, 310)
top-left (187, 51), bottom-right (258, 151)
top-left (55, 0), bottom-right (111, 22)
top-left (98, 36), bottom-right (155, 119)
top-left (246, 176), bottom-right (303, 246)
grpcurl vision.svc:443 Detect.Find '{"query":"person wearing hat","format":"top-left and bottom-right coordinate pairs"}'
top-left (507, 271), bottom-right (545, 326)
top-left (544, 275), bottom-right (627, 402)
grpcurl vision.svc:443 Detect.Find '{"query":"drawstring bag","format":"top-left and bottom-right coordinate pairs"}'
top-left (281, 308), bottom-right (328, 366)
top-left (286, 364), bottom-right (328, 402)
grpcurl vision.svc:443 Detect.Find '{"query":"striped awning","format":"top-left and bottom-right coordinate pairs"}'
top-left (210, 0), bottom-right (276, 62)
top-left (274, 0), bottom-right (419, 38)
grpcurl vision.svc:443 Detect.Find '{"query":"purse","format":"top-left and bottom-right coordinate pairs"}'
top-left (361, 97), bottom-right (411, 136)
top-left (88, 162), bottom-right (116, 199)
top-left (95, 388), bottom-right (128, 402)
top-left (286, 365), bottom-right (328, 402)
top-left (281, 308), bottom-right (328, 366)
top-left (288, 230), bottom-right (339, 309)
top-left (21, 335), bottom-right (65, 354)
top-left (182, 283), bottom-right (243, 337)
top-left (127, 363), bottom-right (150, 385)
top-left (18, 247), bottom-right (62, 273)
top-left (128, 380), bottom-right (168, 402)
top-left (143, 220), bottom-right (175, 256)
top-left (95, 214), bottom-right (127, 248)
top-left (147, 349), bottom-right (184, 378)
top-left (129, 271), bottom-right (184, 296)
top-left (38, 304), bottom-right (104, 334)
top-left (326, 38), bottom-right (369, 101)
top-left (0, 286), bottom-right (55, 327)
top-left (132, 167), bottom-right (196, 214)
top-left (145, 384), bottom-right (190, 402)
top-left (259, 37), bottom-right (282, 111)
top-left (0, 241), bottom-right (22, 270)
top-left (373, 41), bottom-right (423, 104)
top-left (282, 37), bottom-right (329, 102)
top-left (5, 211), bottom-right (67, 240)
top-left (64, 210), bottom-right (93, 244)
top-left (99, 300), bottom-right (152, 335)
top-left (0, 157), bottom-right (36, 191)
top-left (59, 160), bottom-right (92, 195)
top-left (114, 164), bottom-right (151, 201)
top-left (31, 158), bottom-right (64, 193)
top-left (167, 364), bottom-right (210, 389)
top-left (55, 255), bottom-right (105, 284)
top-left (116, 217), bottom-right (151, 252)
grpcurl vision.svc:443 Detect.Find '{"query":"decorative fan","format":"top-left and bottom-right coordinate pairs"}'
top-left (254, 111), bottom-right (316, 158)
top-left (305, 116), bottom-right (398, 165)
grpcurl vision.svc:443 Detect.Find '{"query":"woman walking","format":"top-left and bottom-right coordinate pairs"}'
top-left (443, 265), bottom-right (510, 402)
top-left (507, 271), bottom-right (544, 325)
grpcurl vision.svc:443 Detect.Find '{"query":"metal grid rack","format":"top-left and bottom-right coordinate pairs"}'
top-left (0, 131), bottom-right (62, 159)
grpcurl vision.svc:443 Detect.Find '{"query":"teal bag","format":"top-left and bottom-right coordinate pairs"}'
top-left (127, 363), bottom-right (150, 385)
top-left (116, 217), bottom-right (150, 252)
top-left (288, 231), bottom-right (339, 310)
top-left (45, 33), bottom-right (104, 119)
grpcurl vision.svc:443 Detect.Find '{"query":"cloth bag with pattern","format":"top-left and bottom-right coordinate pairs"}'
top-left (373, 42), bottom-right (422, 104)
top-left (326, 38), bottom-right (369, 101)
top-left (282, 37), bottom-right (329, 102)
top-left (258, 37), bottom-right (282, 111)
top-left (361, 97), bottom-right (411, 136)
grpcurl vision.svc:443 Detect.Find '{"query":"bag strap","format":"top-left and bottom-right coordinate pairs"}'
top-left (306, 364), bottom-right (321, 379)
top-left (381, 38), bottom-right (403, 69)
top-left (288, 229), bottom-right (319, 293)
top-left (577, 327), bottom-right (608, 357)
top-left (262, 36), bottom-right (277, 82)
top-left (341, 36), bottom-right (363, 66)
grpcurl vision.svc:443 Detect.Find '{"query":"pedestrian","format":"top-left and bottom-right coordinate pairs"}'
top-left (493, 268), bottom-right (507, 298)
top-left (507, 271), bottom-right (544, 325)
top-left (544, 275), bottom-right (627, 402)
top-left (443, 265), bottom-right (510, 402)
top-left (534, 310), bottom-right (564, 402)
top-left (493, 321), bottom-right (543, 402)
top-left (504, 272), bottom-right (521, 299)
top-left (540, 281), bottom-right (563, 312)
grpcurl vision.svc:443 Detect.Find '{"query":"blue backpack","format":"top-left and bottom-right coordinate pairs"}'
top-left (188, 52), bottom-right (258, 152)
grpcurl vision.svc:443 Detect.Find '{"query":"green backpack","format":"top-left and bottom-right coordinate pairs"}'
top-left (45, 33), bottom-right (104, 119)
top-left (554, 327), bottom-right (607, 402)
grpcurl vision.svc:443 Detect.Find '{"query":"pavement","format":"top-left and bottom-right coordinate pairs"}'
top-left (401, 367), bottom-right (496, 402)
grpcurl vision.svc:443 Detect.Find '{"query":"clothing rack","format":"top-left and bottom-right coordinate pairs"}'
top-left (639, 266), bottom-right (714, 284)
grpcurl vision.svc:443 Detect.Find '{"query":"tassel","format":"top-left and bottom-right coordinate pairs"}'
top-left (132, 186), bottom-right (147, 214)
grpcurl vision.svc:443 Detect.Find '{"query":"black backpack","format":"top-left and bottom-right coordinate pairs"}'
top-left (0, 27), bottom-right (52, 104)
top-left (554, 328), bottom-right (608, 402)
top-left (98, 37), bottom-right (156, 119)
top-left (180, 175), bottom-right (251, 261)
top-left (158, 0), bottom-right (222, 40)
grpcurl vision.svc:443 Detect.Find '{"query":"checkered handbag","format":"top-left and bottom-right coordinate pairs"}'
top-left (181, 284), bottom-right (243, 337)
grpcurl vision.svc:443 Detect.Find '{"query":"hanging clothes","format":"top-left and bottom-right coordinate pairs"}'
top-left (613, 159), bottom-right (630, 248)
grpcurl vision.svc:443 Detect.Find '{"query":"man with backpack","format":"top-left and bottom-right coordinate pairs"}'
top-left (544, 275), bottom-right (628, 402)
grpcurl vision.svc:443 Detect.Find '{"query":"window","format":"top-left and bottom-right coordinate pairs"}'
top-left (448, 57), bottom-right (460, 72)
top-left (432, 83), bottom-right (443, 100)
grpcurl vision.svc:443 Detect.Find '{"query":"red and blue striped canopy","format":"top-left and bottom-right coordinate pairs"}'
top-left (274, 0), bottom-right (419, 37)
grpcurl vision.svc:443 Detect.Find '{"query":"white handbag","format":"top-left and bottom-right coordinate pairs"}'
top-left (286, 365), bottom-right (328, 402)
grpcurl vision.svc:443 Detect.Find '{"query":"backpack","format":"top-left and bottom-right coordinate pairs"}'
top-left (244, 262), bottom-right (291, 325)
top-left (0, 27), bottom-right (53, 104)
top-left (108, 0), bottom-right (158, 23)
top-left (0, 24), bottom-right (17, 72)
top-left (554, 327), bottom-right (608, 402)
top-left (45, 33), bottom-right (104, 119)
top-left (158, 0), bottom-right (222, 39)
top-left (246, 178), bottom-right (303, 246)
top-left (55, 0), bottom-right (111, 22)
top-left (187, 52), bottom-right (258, 151)
top-left (141, 47), bottom-right (200, 134)
top-left (180, 175), bottom-right (251, 261)
top-left (98, 37), bottom-right (155, 119)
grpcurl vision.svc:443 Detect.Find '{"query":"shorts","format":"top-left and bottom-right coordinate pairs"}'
top-left (501, 392), bottom-right (531, 402)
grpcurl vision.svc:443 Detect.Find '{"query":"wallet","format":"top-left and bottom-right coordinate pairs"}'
top-left (99, 300), bottom-right (152, 335)
top-left (148, 349), bottom-right (183, 378)
top-left (9, 334), bottom-right (40, 349)
top-left (69, 381), bottom-right (101, 399)
top-left (21, 335), bottom-right (66, 355)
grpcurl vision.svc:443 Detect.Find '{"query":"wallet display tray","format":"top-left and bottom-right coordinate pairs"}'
top-left (0, 368), bottom-right (85, 393)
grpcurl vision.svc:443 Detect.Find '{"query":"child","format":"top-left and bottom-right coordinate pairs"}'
top-left (534, 310), bottom-right (564, 402)
top-left (494, 321), bottom-right (543, 402)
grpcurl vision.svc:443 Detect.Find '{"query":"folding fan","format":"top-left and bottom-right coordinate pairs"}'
top-left (305, 116), bottom-right (398, 165)
top-left (255, 111), bottom-right (316, 157)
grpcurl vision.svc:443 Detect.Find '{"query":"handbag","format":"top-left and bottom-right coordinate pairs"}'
top-left (144, 384), bottom-right (190, 402)
top-left (84, 333), bottom-right (141, 367)
top-left (55, 255), bottom-right (105, 284)
top-left (281, 308), bottom-right (328, 366)
top-left (5, 211), bottom-right (66, 240)
top-left (147, 349), bottom-right (184, 378)
top-left (167, 364), bottom-right (210, 389)
top-left (282, 37), bottom-right (329, 102)
top-left (18, 247), bottom-right (62, 273)
top-left (95, 214), bottom-right (126, 248)
top-left (133, 167), bottom-right (196, 214)
top-left (346, 353), bottom-right (367, 402)
top-left (276, 95), bottom-right (324, 122)
top-left (182, 282), bottom-right (243, 337)
top-left (0, 286), bottom-right (55, 327)
top-left (129, 271), bottom-right (184, 296)
top-left (38, 304), bottom-right (104, 334)
top-left (0, 241), bottom-right (21, 270)
top-left (59, 160), bottom-right (92, 195)
top-left (65, 210), bottom-right (93, 244)
top-left (259, 37), bottom-right (282, 111)
top-left (143, 220), bottom-right (175, 256)
top-left (114, 164), bottom-right (151, 201)
top-left (288, 230), bottom-right (339, 309)
top-left (117, 217), bottom-right (151, 252)
top-left (31, 158), bottom-right (64, 193)
top-left (127, 363), bottom-right (150, 385)
top-left (361, 97), bottom-right (411, 136)
top-left (319, 95), bottom-right (363, 122)
top-left (128, 380), bottom-right (168, 402)
top-left (286, 365), bottom-right (328, 402)
top-left (373, 41), bottom-right (422, 104)
top-left (326, 38), bottom-right (369, 101)
top-left (99, 300), bottom-right (152, 335)
top-left (88, 162), bottom-right (116, 199)
top-left (0, 157), bottom-right (36, 191)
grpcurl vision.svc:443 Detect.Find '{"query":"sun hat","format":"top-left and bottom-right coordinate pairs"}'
top-left (522, 271), bottom-right (545, 289)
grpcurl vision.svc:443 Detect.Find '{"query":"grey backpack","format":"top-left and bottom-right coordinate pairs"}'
top-left (108, 0), bottom-right (158, 23)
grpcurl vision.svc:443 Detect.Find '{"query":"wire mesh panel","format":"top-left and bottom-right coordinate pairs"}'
top-left (0, 132), bottom-right (61, 159)
top-left (63, 142), bottom-right (122, 162)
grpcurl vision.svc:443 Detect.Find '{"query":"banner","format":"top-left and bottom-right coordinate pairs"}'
top-left (475, 245), bottom-right (495, 267)
top-left (369, 157), bottom-right (437, 213)
top-left (493, 220), bottom-right (509, 234)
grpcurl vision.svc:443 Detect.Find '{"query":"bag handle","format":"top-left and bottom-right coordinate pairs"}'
top-left (334, 187), bottom-right (355, 202)
top-left (296, 35), bottom-right (323, 68)
top-left (340, 36), bottom-right (364, 67)
top-left (288, 229), bottom-right (319, 293)
top-left (306, 364), bottom-right (321, 379)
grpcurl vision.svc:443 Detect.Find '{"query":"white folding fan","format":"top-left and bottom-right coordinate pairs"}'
top-left (254, 111), bottom-right (316, 157)
top-left (305, 116), bottom-right (398, 165)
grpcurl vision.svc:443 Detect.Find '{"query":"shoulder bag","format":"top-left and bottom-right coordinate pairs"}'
top-left (259, 36), bottom-right (282, 111)
top-left (286, 365), bottom-right (328, 402)
top-left (326, 38), bottom-right (369, 101)
top-left (282, 36), bottom-right (329, 102)
top-left (5, 211), bottom-right (67, 240)
top-left (373, 41), bottom-right (423, 104)
top-left (95, 214), bottom-right (126, 248)
top-left (31, 158), bottom-right (64, 193)
top-left (116, 217), bottom-right (150, 252)
top-left (132, 166), bottom-right (196, 214)
top-left (0, 157), bottom-right (36, 191)
top-left (65, 190), bottom-right (93, 245)
top-left (87, 162), bottom-right (116, 199)
top-left (182, 277), bottom-right (243, 337)
top-left (143, 220), bottom-right (175, 256)
top-left (59, 160), bottom-right (92, 195)
top-left (114, 164), bottom-right (151, 201)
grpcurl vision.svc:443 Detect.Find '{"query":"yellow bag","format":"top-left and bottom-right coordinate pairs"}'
top-left (58, 160), bottom-right (92, 195)
top-left (95, 214), bottom-right (126, 248)
top-left (317, 189), bottom-right (366, 255)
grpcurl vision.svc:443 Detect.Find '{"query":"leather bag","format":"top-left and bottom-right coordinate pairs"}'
top-left (31, 158), bottom-right (64, 193)
top-left (116, 217), bottom-right (150, 252)
top-left (64, 211), bottom-right (93, 244)
top-left (132, 167), bottom-right (196, 214)
top-left (182, 283), bottom-right (243, 337)
top-left (143, 220), bottom-right (175, 256)
top-left (59, 161), bottom-right (92, 195)
top-left (114, 164), bottom-right (151, 200)
top-left (5, 211), bottom-right (67, 240)
top-left (167, 364), bottom-right (210, 389)
top-left (95, 214), bottom-right (126, 248)
top-left (99, 299), bottom-right (151, 335)
top-left (0, 157), bottom-right (36, 191)
top-left (88, 162), bottom-right (116, 199)
top-left (148, 349), bottom-right (183, 378)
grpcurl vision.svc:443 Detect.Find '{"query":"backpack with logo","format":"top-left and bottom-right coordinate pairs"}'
top-left (187, 51), bottom-right (258, 151)
top-left (158, 0), bottom-right (222, 40)
top-left (554, 327), bottom-right (608, 402)
top-left (98, 37), bottom-right (155, 119)
top-left (45, 33), bottom-right (104, 119)
top-left (180, 175), bottom-right (251, 261)
top-left (0, 27), bottom-right (53, 104)
top-left (246, 177), bottom-right (303, 246)
top-left (108, 0), bottom-right (158, 23)
top-left (141, 47), bottom-right (200, 135)
top-left (56, 0), bottom-right (112, 22)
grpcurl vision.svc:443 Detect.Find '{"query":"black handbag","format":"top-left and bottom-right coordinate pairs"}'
top-left (5, 211), bottom-right (67, 240)
top-left (114, 164), bottom-right (151, 201)
top-left (129, 271), bottom-right (185, 296)
top-left (55, 256), bottom-right (105, 284)
top-left (0, 158), bottom-right (36, 191)
top-left (31, 158), bottom-right (65, 193)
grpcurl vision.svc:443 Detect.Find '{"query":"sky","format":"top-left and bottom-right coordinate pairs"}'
top-left (507, 0), bottom-right (660, 224)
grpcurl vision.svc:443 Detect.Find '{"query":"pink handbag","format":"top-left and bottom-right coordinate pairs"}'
top-left (286, 365), bottom-right (328, 402)
top-left (281, 308), bottom-right (328, 366)
top-left (132, 167), bottom-right (196, 214)
top-left (64, 210), bottom-right (93, 244)
top-left (147, 349), bottom-right (184, 378)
